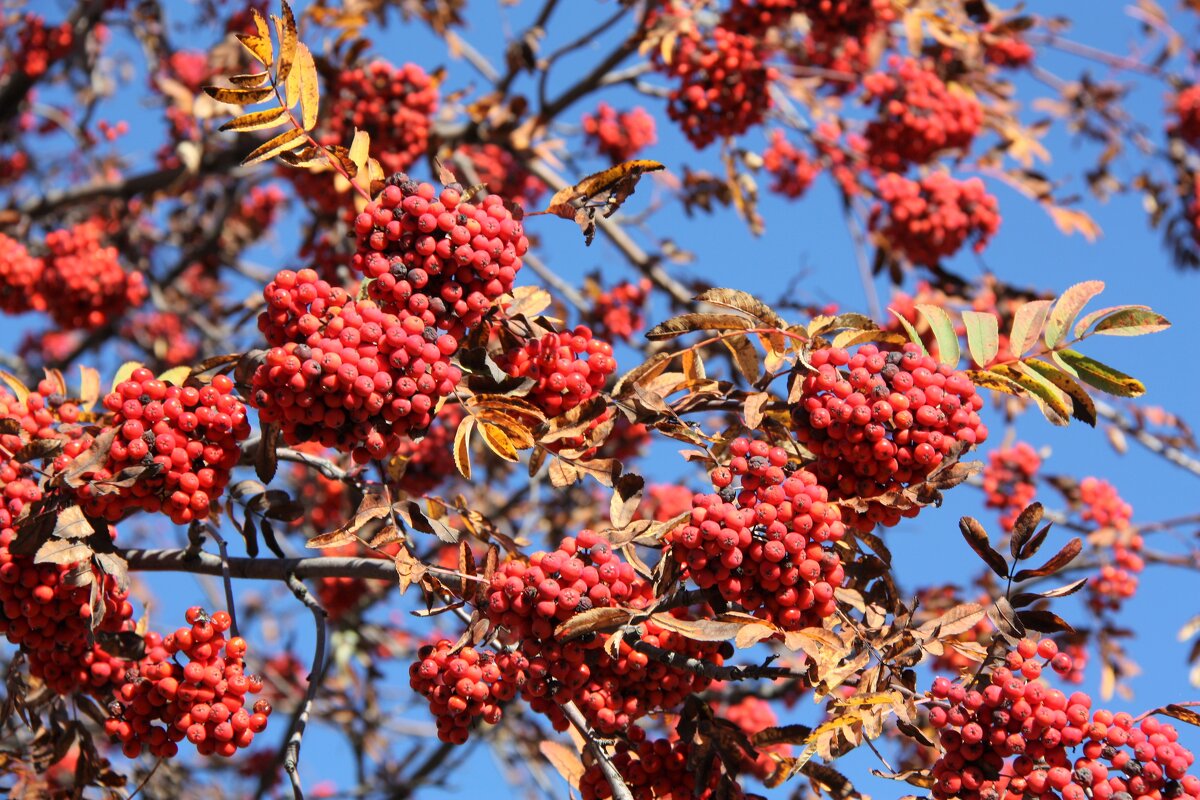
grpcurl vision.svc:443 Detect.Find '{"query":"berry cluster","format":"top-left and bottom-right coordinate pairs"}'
top-left (352, 179), bottom-right (529, 337)
top-left (329, 61), bottom-right (437, 175)
top-left (499, 326), bottom-right (617, 418)
top-left (1171, 85), bottom-right (1200, 148)
top-left (983, 443), bottom-right (1041, 531)
top-left (0, 232), bottom-right (44, 315)
top-left (76, 370), bottom-right (250, 524)
top-left (927, 638), bottom-right (1199, 800)
top-left (0, 518), bottom-right (136, 697)
top-left (668, 437), bottom-right (847, 630)
top-left (106, 608), bottom-right (271, 758)
top-left (452, 145), bottom-right (546, 208)
top-left (485, 532), bottom-right (723, 735)
top-left (861, 56), bottom-right (983, 170)
top-left (258, 267), bottom-right (352, 347)
top-left (657, 24), bottom-right (774, 149)
top-left (720, 694), bottom-right (791, 780)
top-left (586, 278), bottom-right (651, 343)
top-left (393, 404), bottom-right (463, 496)
top-left (792, 344), bottom-right (988, 531)
top-left (9, 14), bottom-right (73, 79)
top-left (1088, 532), bottom-right (1143, 613)
top-left (797, 0), bottom-right (896, 89)
top-left (0, 149), bottom-right (29, 185)
top-left (581, 738), bottom-right (742, 800)
top-left (581, 103), bottom-right (657, 163)
top-left (640, 483), bottom-right (695, 523)
top-left (984, 29), bottom-right (1035, 68)
top-left (1078, 477), bottom-right (1133, 530)
top-left (40, 221), bottom-right (148, 330)
top-left (252, 298), bottom-right (462, 461)
top-left (408, 639), bottom-right (529, 744)
top-left (762, 130), bottom-right (820, 199)
top-left (122, 311), bottom-right (201, 367)
top-left (870, 172), bottom-right (1001, 266)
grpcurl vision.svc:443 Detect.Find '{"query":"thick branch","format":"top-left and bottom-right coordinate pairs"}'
top-left (558, 700), bottom-right (634, 800)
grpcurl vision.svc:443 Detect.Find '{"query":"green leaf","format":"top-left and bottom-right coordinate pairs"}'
top-left (1008, 300), bottom-right (1052, 357)
top-left (887, 308), bottom-right (927, 355)
top-left (1044, 280), bottom-right (1104, 348)
top-left (1086, 307), bottom-right (1170, 338)
top-left (1024, 360), bottom-right (1097, 426)
top-left (991, 364), bottom-right (1070, 426)
top-left (915, 304), bottom-right (960, 368)
top-left (961, 310), bottom-right (1000, 368)
top-left (1053, 350), bottom-right (1146, 397)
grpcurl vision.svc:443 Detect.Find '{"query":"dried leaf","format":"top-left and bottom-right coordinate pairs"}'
top-left (1009, 503), bottom-right (1044, 559)
top-left (479, 422), bottom-right (519, 462)
top-left (645, 313), bottom-right (752, 341)
top-left (219, 106), bottom-right (291, 133)
top-left (203, 85), bottom-right (276, 105)
top-left (296, 44), bottom-right (319, 131)
top-left (609, 473), bottom-right (645, 530)
top-left (453, 415), bottom-right (474, 480)
top-left (555, 607), bottom-right (634, 640)
top-left (958, 517), bottom-right (1008, 578)
top-left (539, 741), bottom-right (584, 788)
top-left (242, 128), bottom-right (308, 166)
top-left (1011, 537), bottom-right (1082, 582)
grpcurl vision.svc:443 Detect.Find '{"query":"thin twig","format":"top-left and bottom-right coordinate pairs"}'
top-left (558, 700), bottom-right (634, 800)
top-left (207, 527), bottom-right (241, 638)
top-left (283, 574), bottom-right (329, 800)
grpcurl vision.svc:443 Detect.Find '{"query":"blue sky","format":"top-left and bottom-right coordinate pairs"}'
top-left (4, 0), bottom-right (1200, 797)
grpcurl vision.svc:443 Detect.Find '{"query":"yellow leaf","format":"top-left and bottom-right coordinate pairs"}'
top-left (236, 32), bottom-right (273, 69)
top-left (157, 366), bottom-right (192, 386)
top-left (219, 106), bottom-right (291, 133)
top-left (453, 416), bottom-right (475, 480)
top-left (274, 0), bottom-right (298, 84)
top-left (203, 85), bottom-right (276, 106)
top-left (479, 422), bottom-right (519, 462)
top-left (0, 370), bottom-right (29, 405)
top-left (538, 741), bottom-right (584, 788)
top-left (78, 366), bottom-right (101, 412)
top-left (242, 128), bottom-right (308, 166)
top-left (297, 44), bottom-right (319, 131)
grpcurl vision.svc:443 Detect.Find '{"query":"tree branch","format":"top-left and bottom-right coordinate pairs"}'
top-left (557, 700), bottom-right (634, 800)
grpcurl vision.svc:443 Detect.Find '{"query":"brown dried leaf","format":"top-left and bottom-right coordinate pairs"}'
top-left (1011, 537), bottom-right (1082, 582)
top-left (555, 607), bottom-right (634, 640)
top-left (242, 128), bottom-right (308, 167)
top-left (958, 517), bottom-right (1009, 578)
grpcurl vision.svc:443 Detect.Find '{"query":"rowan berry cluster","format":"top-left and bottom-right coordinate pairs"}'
top-left (1088, 534), bottom-right (1143, 613)
top-left (862, 56), bottom-right (983, 170)
top-left (870, 172), bottom-right (1001, 266)
top-left (720, 694), bottom-right (791, 780)
top-left (484, 532), bottom-right (723, 735)
top-left (581, 103), bottom-right (657, 163)
top-left (0, 232), bottom-right (44, 315)
top-left (258, 267), bottom-right (352, 347)
top-left (640, 483), bottom-right (695, 523)
top-left (1078, 477), bottom-right (1133, 530)
top-left (587, 278), bottom-right (651, 342)
top-left (720, 0), bottom-right (798, 35)
top-left (1171, 85), bottom-right (1200, 148)
top-left (792, 344), bottom-right (988, 531)
top-left (797, 0), bottom-right (896, 87)
top-left (668, 437), bottom-right (847, 630)
top-left (329, 61), bottom-right (437, 175)
top-left (984, 29), bottom-right (1035, 68)
top-left (983, 443), bottom-right (1041, 530)
top-left (75, 370), bottom-right (249, 524)
top-left (927, 638), bottom-right (1200, 800)
top-left (762, 130), bottom-right (820, 199)
top-left (657, 24), bottom-right (774, 149)
top-left (0, 515), bottom-right (136, 697)
top-left (452, 145), bottom-right (546, 208)
top-left (581, 737), bottom-right (742, 800)
top-left (352, 179), bottom-right (529, 336)
top-left (106, 607), bottom-right (271, 758)
top-left (252, 297), bottom-right (462, 461)
top-left (122, 311), bottom-right (201, 367)
top-left (10, 14), bottom-right (73, 79)
top-left (0, 150), bottom-right (29, 185)
top-left (40, 221), bottom-right (148, 330)
top-left (408, 639), bottom-right (530, 743)
top-left (393, 404), bottom-right (463, 496)
top-left (499, 326), bottom-right (617, 417)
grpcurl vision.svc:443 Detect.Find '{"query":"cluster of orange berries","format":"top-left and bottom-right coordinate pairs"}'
top-left (587, 278), bottom-right (651, 342)
top-left (122, 311), bottom-right (201, 367)
top-left (1077, 478), bottom-right (1141, 613)
top-left (10, 13), bottom-right (73, 79)
top-left (581, 103), bottom-right (657, 163)
top-left (983, 443), bottom-right (1041, 530)
top-left (870, 172), bottom-right (1001, 266)
top-left (40, 221), bottom-right (148, 330)
top-left (77, 370), bottom-right (250, 525)
top-left (669, 437), bottom-right (847, 630)
top-left (793, 344), bottom-right (988, 531)
top-left (861, 56), bottom-right (983, 170)
top-left (763, 130), bottom-right (820, 199)
top-left (581, 738), bottom-right (741, 800)
top-left (106, 607), bottom-right (271, 758)
top-left (452, 144), bottom-right (546, 208)
top-left (408, 639), bottom-right (530, 743)
top-left (1171, 85), bottom-right (1200, 148)
top-left (329, 62), bottom-right (437, 175)
top-left (0, 233), bottom-right (44, 315)
top-left (499, 325), bottom-right (617, 418)
top-left (928, 638), bottom-right (1199, 800)
top-left (484, 532), bottom-right (724, 735)
top-left (656, 15), bottom-right (774, 149)
top-left (1078, 478), bottom-right (1133, 530)
top-left (393, 404), bottom-right (463, 496)
top-left (984, 28), bottom-right (1035, 68)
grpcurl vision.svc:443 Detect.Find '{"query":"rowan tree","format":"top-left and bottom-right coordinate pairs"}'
top-left (0, 1), bottom-right (1198, 799)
